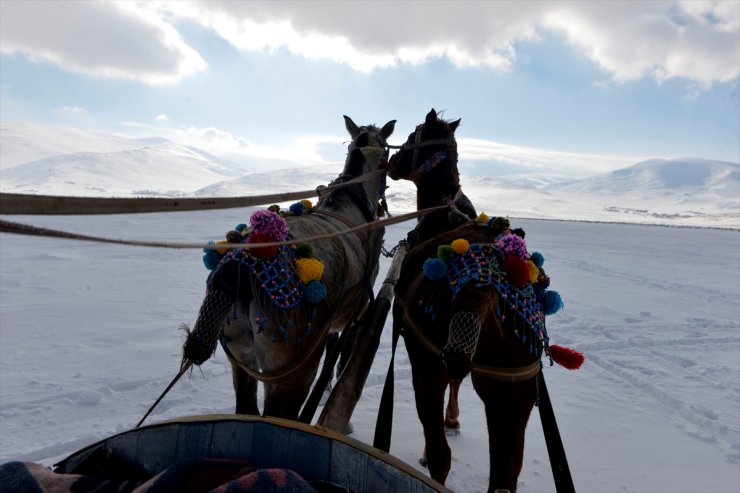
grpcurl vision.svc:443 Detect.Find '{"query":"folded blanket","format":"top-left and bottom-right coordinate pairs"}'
top-left (0, 458), bottom-right (340, 493)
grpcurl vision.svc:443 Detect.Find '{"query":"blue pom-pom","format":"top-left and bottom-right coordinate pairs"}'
top-left (531, 251), bottom-right (544, 268)
top-left (423, 258), bottom-right (448, 281)
top-left (542, 290), bottom-right (563, 315)
top-left (305, 280), bottom-right (327, 303)
top-left (235, 223), bottom-right (247, 233)
top-left (203, 250), bottom-right (222, 271)
top-left (289, 202), bottom-right (305, 216)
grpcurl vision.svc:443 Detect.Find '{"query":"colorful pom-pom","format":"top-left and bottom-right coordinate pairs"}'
top-left (451, 238), bottom-right (470, 255)
top-left (536, 272), bottom-right (551, 291)
top-left (497, 233), bottom-right (529, 259)
top-left (527, 260), bottom-right (540, 283)
top-left (530, 251), bottom-right (544, 268)
top-left (423, 258), bottom-right (448, 281)
top-left (487, 216), bottom-right (510, 236)
top-left (296, 258), bottom-right (325, 283)
top-left (268, 204), bottom-right (280, 213)
top-left (289, 202), bottom-right (305, 216)
top-left (437, 245), bottom-right (455, 263)
top-left (475, 213), bottom-right (489, 224)
top-left (502, 255), bottom-right (530, 287)
top-left (542, 290), bottom-right (564, 315)
top-left (305, 280), bottom-right (327, 303)
top-left (202, 250), bottom-right (222, 271)
top-left (250, 210), bottom-right (288, 241)
top-left (447, 211), bottom-right (465, 224)
top-left (248, 231), bottom-right (278, 259)
top-left (215, 240), bottom-right (230, 255)
top-left (300, 199), bottom-right (313, 209)
top-left (226, 230), bottom-right (243, 244)
top-left (295, 243), bottom-right (314, 258)
top-left (548, 344), bottom-right (584, 370)
top-left (235, 223), bottom-right (248, 233)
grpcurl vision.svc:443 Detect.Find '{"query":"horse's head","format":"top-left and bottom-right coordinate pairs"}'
top-left (387, 108), bottom-right (460, 184)
top-left (343, 115), bottom-right (396, 177)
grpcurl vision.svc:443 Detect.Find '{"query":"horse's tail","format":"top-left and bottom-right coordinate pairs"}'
top-left (182, 261), bottom-right (252, 366)
top-left (182, 289), bottom-right (233, 366)
top-left (442, 283), bottom-right (500, 380)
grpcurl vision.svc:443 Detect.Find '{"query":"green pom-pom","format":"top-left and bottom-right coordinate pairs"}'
top-left (437, 245), bottom-right (455, 263)
top-left (268, 204), bottom-right (280, 213)
top-left (448, 211), bottom-right (465, 224)
top-left (295, 243), bottom-right (314, 258)
top-left (487, 216), bottom-right (510, 236)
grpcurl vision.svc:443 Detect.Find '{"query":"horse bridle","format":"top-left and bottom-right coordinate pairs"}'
top-left (389, 124), bottom-right (456, 182)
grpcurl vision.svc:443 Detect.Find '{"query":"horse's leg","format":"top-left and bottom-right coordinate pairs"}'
top-left (403, 321), bottom-right (451, 483)
top-left (473, 376), bottom-right (537, 493)
top-left (444, 379), bottom-right (462, 434)
top-left (230, 360), bottom-right (259, 415)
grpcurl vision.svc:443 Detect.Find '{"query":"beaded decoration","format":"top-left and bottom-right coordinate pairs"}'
top-left (202, 209), bottom-right (328, 345)
top-left (420, 223), bottom-right (564, 362)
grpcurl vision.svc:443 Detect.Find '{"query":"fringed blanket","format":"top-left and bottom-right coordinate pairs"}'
top-left (0, 458), bottom-right (346, 493)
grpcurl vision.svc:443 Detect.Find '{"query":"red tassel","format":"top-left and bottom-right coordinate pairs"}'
top-left (549, 344), bottom-right (585, 370)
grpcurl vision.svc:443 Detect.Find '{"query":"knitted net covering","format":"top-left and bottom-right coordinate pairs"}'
top-left (444, 311), bottom-right (482, 357)
top-left (184, 289), bottom-right (233, 365)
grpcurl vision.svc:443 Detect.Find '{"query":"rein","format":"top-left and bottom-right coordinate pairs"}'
top-left (393, 289), bottom-right (542, 382)
top-left (0, 169), bottom-right (387, 216)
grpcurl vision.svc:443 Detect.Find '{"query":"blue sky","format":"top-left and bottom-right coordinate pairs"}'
top-left (1, 1), bottom-right (738, 178)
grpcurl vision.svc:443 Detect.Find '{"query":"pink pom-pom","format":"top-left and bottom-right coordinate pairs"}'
top-left (250, 210), bottom-right (288, 241)
top-left (549, 344), bottom-right (585, 370)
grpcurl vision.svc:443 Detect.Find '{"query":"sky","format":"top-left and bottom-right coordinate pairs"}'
top-left (1, 0), bottom-right (739, 178)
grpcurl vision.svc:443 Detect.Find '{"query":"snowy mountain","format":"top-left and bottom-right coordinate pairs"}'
top-left (0, 141), bottom-right (250, 197)
top-left (1, 123), bottom-right (737, 228)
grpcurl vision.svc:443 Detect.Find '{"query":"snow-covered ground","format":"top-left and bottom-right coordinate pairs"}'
top-left (1, 210), bottom-right (738, 492)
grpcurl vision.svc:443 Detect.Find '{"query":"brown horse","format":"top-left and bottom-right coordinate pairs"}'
top-left (182, 116), bottom-right (395, 420)
top-left (388, 109), bottom-right (549, 492)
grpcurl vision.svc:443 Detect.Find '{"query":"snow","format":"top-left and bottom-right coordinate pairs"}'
top-left (1, 211), bottom-right (739, 493)
top-left (1, 122), bottom-right (739, 491)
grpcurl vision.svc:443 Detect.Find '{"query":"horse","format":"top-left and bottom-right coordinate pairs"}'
top-left (387, 109), bottom-right (555, 492)
top-left (182, 116), bottom-right (396, 420)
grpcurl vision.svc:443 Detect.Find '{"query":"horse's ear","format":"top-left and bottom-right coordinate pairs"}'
top-left (425, 108), bottom-right (438, 125)
top-left (449, 118), bottom-right (461, 133)
top-left (380, 120), bottom-right (396, 139)
top-left (344, 115), bottom-right (361, 139)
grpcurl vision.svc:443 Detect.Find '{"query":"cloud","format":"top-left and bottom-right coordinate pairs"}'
top-left (154, 0), bottom-right (737, 85)
top-left (61, 106), bottom-right (87, 114)
top-left (155, 114), bottom-right (169, 121)
top-left (118, 121), bottom-right (343, 166)
top-left (0, 1), bottom-right (206, 85)
top-left (2, 1), bottom-right (736, 86)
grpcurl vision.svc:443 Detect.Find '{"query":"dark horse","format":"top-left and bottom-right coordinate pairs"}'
top-left (388, 109), bottom-right (551, 492)
top-left (182, 116), bottom-right (395, 420)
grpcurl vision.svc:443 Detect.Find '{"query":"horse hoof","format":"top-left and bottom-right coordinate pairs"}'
top-left (419, 456), bottom-right (428, 468)
top-left (445, 426), bottom-right (461, 436)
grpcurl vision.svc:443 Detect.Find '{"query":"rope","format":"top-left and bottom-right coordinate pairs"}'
top-left (0, 206), bottom-right (448, 250)
top-left (0, 170), bottom-right (386, 216)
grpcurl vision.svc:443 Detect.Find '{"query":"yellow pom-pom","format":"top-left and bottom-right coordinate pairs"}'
top-left (475, 213), bottom-right (489, 224)
top-left (300, 199), bottom-right (313, 209)
top-left (216, 240), bottom-right (230, 255)
top-left (451, 238), bottom-right (470, 255)
top-left (296, 258), bottom-right (325, 283)
top-left (527, 260), bottom-right (539, 283)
